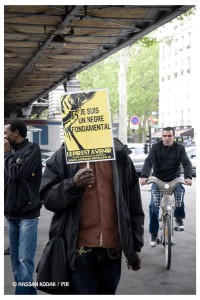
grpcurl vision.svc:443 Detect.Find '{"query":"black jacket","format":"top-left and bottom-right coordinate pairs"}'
top-left (141, 141), bottom-right (192, 181)
top-left (4, 139), bottom-right (42, 219)
top-left (39, 139), bottom-right (144, 270)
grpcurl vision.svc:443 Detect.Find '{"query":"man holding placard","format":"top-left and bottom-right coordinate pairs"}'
top-left (39, 90), bottom-right (144, 294)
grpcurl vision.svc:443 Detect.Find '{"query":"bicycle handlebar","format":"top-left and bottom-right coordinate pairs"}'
top-left (147, 176), bottom-right (186, 193)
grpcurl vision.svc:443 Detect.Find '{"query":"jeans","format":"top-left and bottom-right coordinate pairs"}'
top-left (71, 247), bottom-right (121, 294)
top-left (149, 183), bottom-right (185, 236)
top-left (7, 218), bottom-right (39, 295)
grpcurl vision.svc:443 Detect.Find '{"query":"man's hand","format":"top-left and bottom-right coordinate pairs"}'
top-left (185, 178), bottom-right (192, 186)
top-left (4, 138), bottom-right (11, 152)
top-left (74, 168), bottom-right (94, 187)
top-left (140, 178), bottom-right (148, 186)
top-left (127, 252), bottom-right (141, 271)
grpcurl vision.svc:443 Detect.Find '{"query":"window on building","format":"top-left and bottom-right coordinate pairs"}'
top-left (162, 45), bottom-right (165, 60)
top-left (179, 36), bottom-right (184, 51)
top-left (187, 109), bottom-right (191, 125)
top-left (187, 56), bottom-right (191, 73)
top-left (186, 32), bottom-right (191, 49)
top-left (181, 110), bottom-right (184, 126)
top-left (180, 59), bottom-right (184, 75)
top-left (174, 71), bottom-right (178, 78)
top-left (174, 39), bottom-right (178, 55)
top-left (165, 42), bottom-right (171, 59)
top-left (174, 111), bottom-right (177, 126)
top-left (160, 113), bottom-right (165, 128)
top-left (174, 24), bottom-right (178, 30)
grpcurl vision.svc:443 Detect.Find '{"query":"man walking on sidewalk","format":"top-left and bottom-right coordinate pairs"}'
top-left (4, 120), bottom-right (42, 294)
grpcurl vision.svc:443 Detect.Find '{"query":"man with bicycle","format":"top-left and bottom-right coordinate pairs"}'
top-left (140, 127), bottom-right (192, 247)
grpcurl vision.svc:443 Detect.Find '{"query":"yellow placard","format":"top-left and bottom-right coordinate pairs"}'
top-left (60, 89), bottom-right (115, 163)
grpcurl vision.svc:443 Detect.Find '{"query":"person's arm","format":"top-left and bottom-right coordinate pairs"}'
top-left (140, 146), bottom-right (155, 185)
top-left (40, 158), bottom-right (94, 213)
top-left (4, 143), bottom-right (41, 180)
top-left (179, 146), bottom-right (192, 185)
top-left (126, 158), bottom-right (144, 271)
top-left (129, 160), bottom-right (144, 252)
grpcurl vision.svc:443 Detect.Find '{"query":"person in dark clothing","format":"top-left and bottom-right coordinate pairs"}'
top-left (140, 127), bottom-right (192, 247)
top-left (39, 138), bottom-right (144, 295)
top-left (4, 120), bottom-right (42, 294)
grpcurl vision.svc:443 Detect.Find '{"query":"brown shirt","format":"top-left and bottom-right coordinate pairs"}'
top-left (77, 161), bottom-right (120, 248)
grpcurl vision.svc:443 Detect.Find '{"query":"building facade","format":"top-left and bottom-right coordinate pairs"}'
top-left (158, 13), bottom-right (196, 134)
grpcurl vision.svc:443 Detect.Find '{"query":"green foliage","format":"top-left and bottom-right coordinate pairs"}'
top-left (127, 42), bottom-right (159, 117)
top-left (126, 41), bottom-right (159, 141)
top-left (31, 109), bottom-right (49, 119)
top-left (139, 36), bottom-right (158, 47)
top-left (77, 38), bottom-right (159, 141)
top-left (77, 55), bottom-right (119, 118)
top-left (177, 7), bottom-right (196, 21)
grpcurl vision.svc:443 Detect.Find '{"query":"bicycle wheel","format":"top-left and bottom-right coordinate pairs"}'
top-left (163, 214), bottom-right (171, 270)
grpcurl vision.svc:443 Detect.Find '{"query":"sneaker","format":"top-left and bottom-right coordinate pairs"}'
top-left (175, 218), bottom-right (185, 231)
top-left (149, 234), bottom-right (157, 247)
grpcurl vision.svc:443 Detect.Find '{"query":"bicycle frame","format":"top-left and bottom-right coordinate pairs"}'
top-left (147, 176), bottom-right (186, 270)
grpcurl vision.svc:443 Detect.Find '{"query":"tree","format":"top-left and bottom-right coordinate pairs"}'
top-left (127, 40), bottom-right (159, 142)
top-left (118, 46), bottom-right (131, 143)
top-left (77, 55), bottom-right (119, 118)
top-left (77, 36), bottom-right (159, 143)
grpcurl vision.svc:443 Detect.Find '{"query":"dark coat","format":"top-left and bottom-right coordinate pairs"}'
top-left (4, 139), bottom-right (42, 218)
top-left (141, 141), bottom-right (192, 181)
top-left (39, 139), bottom-right (144, 270)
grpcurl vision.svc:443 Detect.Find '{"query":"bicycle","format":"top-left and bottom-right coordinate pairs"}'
top-left (147, 176), bottom-right (186, 270)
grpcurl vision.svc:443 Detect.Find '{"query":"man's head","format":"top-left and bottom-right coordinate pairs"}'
top-left (4, 120), bottom-right (27, 145)
top-left (162, 127), bottom-right (175, 147)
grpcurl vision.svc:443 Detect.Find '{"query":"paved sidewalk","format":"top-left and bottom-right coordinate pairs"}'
top-left (4, 179), bottom-right (196, 295)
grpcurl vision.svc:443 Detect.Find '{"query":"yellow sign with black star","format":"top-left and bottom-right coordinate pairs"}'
top-left (60, 89), bottom-right (115, 163)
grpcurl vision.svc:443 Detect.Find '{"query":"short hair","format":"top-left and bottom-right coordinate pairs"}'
top-left (5, 119), bottom-right (27, 138)
top-left (162, 127), bottom-right (175, 136)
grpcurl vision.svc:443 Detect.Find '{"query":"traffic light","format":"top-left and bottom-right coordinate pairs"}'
top-left (143, 143), bottom-right (148, 154)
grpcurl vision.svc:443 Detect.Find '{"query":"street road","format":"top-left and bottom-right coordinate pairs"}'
top-left (4, 178), bottom-right (196, 295)
top-left (117, 177), bottom-right (196, 295)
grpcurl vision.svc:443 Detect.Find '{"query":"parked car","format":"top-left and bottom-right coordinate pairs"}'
top-left (40, 148), bottom-right (54, 154)
top-left (185, 146), bottom-right (196, 177)
top-left (127, 143), bottom-right (147, 175)
top-left (40, 149), bottom-right (55, 168)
